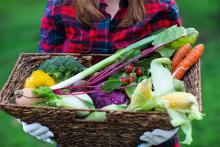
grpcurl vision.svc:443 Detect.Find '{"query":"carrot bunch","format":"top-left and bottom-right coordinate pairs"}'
top-left (172, 43), bottom-right (205, 80)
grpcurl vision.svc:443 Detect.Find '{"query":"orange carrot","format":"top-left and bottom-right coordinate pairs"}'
top-left (173, 44), bottom-right (205, 80)
top-left (171, 43), bottom-right (191, 72)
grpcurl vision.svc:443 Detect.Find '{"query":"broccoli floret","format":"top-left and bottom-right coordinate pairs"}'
top-left (38, 57), bottom-right (85, 82)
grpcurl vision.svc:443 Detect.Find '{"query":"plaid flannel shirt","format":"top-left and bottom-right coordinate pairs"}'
top-left (38, 0), bottom-right (181, 53)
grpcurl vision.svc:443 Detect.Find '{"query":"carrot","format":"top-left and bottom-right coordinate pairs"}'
top-left (173, 44), bottom-right (205, 80)
top-left (171, 43), bottom-right (192, 71)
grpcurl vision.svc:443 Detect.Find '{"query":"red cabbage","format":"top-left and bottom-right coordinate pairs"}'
top-left (89, 82), bottom-right (128, 109)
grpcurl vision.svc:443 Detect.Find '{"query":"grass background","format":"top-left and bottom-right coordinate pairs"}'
top-left (0, 0), bottom-right (220, 146)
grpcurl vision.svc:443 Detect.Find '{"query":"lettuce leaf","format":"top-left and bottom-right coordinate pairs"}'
top-left (101, 79), bottom-right (123, 93)
top-left (170, 28), bottom-right (199, 48)
top-left (153, 25), bottom-right (199, 58)
top-left (152, 25), bottom-right (199, 48)
top-left (157, 47), bottom-right (176, 58)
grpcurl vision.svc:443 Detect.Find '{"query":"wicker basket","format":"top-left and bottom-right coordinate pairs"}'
top-left (0, 53), bottom-right (202, 146)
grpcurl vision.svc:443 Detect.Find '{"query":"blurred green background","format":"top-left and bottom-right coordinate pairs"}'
top-left (0, 0), bottom-right (219, 146)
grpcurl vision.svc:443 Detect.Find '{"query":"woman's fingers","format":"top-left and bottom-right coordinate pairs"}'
top-left (22, 122), bottom-right (42, 133)
top-left (140, 128), bottom-right (179, 145)
top-left (21, 121), bottom-right (55, 144)
top-left (140, 132), bottom-right (158, 145)
top-left (30, 126), bottom-right (50, 136)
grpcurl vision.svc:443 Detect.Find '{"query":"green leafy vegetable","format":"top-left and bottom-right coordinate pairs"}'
top-left (157, 47), bottom-right (176, 58)
top-left (101, 79), bottom-right (123, 93)
top-left (32, 86), bottom-right (94, 118)
top-left (125, 84), bottom-right (137, 98)
top-left (170, 28), bottom-right (199, 48)
top-left (133, 53), bottom-right (161, 75)
top-left (117, 48), bottom-right (141, 62)
top-left (152, 25), bottom-right (199, 48)
top-left (153, 25), bottom-right (199, 58)
top-left (32, 86), bottom-right (59, 106)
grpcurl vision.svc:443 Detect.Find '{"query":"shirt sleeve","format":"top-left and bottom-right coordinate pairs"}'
top-left (150, 0), bottom-right (182, 32)
top-left (38, 1), bottom-right (65, 53)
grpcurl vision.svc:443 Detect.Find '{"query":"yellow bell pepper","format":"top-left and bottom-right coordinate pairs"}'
top-left (24, 70), bottom-right (56, 88)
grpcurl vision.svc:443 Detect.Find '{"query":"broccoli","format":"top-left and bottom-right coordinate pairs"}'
top-left (38, 57), bottom-right (85, 83)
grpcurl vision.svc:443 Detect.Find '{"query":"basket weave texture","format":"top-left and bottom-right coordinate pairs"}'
top-left (0, 53), bottom-right (202, 146)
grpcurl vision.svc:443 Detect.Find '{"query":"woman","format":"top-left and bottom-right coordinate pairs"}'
top-left (22, 0), bottom-right (181, 146)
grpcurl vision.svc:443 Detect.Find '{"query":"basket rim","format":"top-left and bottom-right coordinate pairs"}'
top-left (0, 103), bottom-right (169, 114)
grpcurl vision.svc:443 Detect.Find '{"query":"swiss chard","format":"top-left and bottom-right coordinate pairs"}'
top-left (152, 25), bottom-right (199, 48)
top-left (157, 47), bottom-right (176, 58)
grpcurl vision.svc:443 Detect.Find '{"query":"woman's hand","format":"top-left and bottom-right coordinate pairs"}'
top-left (139, 128), bottom-right (179, 147)
top-left (20, 120), bottom-right (54, 144)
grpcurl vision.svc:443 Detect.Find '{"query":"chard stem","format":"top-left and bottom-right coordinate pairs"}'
top-left (51, 35), bottom-right (157, 89)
